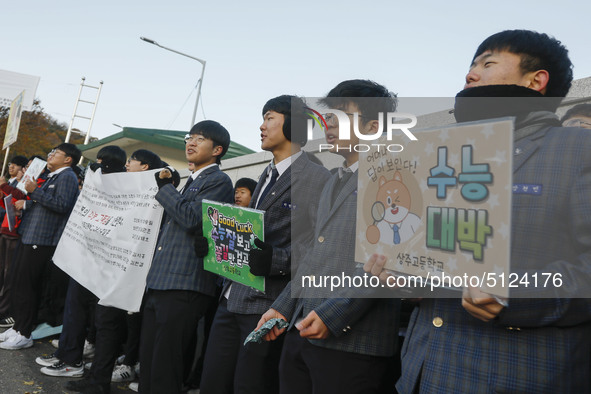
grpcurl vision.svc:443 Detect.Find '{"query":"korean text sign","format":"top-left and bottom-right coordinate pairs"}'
top-left (202, 200), bottom-right (265, 292)
top-left (355, 119), bottom-right (513, 297)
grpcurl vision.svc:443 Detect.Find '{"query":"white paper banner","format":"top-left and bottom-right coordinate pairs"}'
top-left (16, 157), bottom-right (46, 194)
top-left (53, 169), bottom-right (164, 312)
top-left (0, 69), bottom-right (40, 110)
top-left (3, 90), bottom-right (25, 150)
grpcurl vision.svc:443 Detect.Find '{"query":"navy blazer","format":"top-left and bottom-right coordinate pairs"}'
top-left (147, 165), bottom-right (234, 295)
top-left (273, 169), bottom-right (400, 357)
top-left (225, 152), bottom-right (330, 315)
top-left (398, 117), bottom-right (591, 393)
top-left (19, 166), bottom-right (79, 246)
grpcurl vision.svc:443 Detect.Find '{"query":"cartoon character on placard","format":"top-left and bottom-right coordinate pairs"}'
top-left (366, 171), bottom-right (421, 245)
top-left (207, 206), bottom-right (219, 226)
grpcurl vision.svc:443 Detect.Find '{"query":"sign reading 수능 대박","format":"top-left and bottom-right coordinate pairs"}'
top-left (355, 118), bottom-right (513, 298)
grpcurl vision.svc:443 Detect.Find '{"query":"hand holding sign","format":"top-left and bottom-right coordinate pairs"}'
top-left (16, 158), bottom-right (46, 195)
top-left (154, 168), bottom-right (173, 188)
top-left (24, 179), bottom-right (37, 193)
top-left (154, 166), bottom-right (181, 189)
top-left (462, 287), bottom-right (505, 322)
top-left (249, 238), bottom-right (273, 276)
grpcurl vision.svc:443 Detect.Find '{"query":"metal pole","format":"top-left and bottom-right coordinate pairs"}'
top-left (1, 147), bottom-right (10, 178)
top-left (65, 77), bottom-right (85, 143)
top-left (83, 81), bottom-right (104, 145)
top-left (191, 62), bottom-right (206, 128)
top-left (140, 37), bottom-right (206, 129)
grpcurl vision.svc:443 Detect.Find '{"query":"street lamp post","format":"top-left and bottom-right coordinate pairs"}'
top-left (140, 36), bottom-right (206, 129)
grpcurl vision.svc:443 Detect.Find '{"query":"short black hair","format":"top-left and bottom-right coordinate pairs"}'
top-left (189, 120), bottom-right (231, 165)
top-left (262, 95), bottom-right (308, 146)
top-left (319, 79), bottom-right (397, 123)
top-left (235, 177), bottom-right (257, 196)
top-left (473, 30), bottom-right (573, 97)
top-left (9, 155), bottom-right (28, 168)
top-left (29, 155), bottom-right (44, 162)
top-left (561, 103), bottom-right (591, 122)
top-left (55, 143), bottom-right (82, 168)
top-left (130, 149), bottom-right (162, 170)
top-left (73, 165), bottom-right (84, 179)
top-left (97, 145), bottom-right (127, 174)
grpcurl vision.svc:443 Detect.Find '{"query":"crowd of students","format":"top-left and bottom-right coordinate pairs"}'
top-left (1, 28), bottom-right (591, 394)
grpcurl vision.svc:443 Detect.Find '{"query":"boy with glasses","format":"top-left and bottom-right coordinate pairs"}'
top-left (0, 143), bottom-right (81, 350)
top-left (138, 120), bottom-right (234, 393)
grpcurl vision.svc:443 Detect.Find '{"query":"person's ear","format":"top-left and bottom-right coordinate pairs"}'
top-left (526, 69), bottom-right (549, 94)
top-left (141, 163), bottom-right (149, 171)
top-left (212, 145), bottom-right (223, 158)
top-left (365, 119), bottom-right (381, 134)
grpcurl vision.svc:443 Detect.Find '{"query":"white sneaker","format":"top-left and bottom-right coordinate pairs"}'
top-left (83, 340), bottom-right (95, 358)
top-left (40, 360), bottom-right (84, 377)
top-left (0, 332), bottom-right (33, 350)
top-left (134, 361), bottom-right (140, 376)
top-left (0, 327), bottom-right (17, 342)
top-left (50, 339), bottom-right (59, 348)
top-left (111, 364), bottom-right (136, 382)
top-left (36, 353), bottom-right (60, 367)
top-left (128, 382), bottom-right (139, 392)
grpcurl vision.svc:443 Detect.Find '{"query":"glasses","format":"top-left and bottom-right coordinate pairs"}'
top-left (564, 118), bottom-right (591, 128)
top-left (184, 135), bottom-right (207, 145)
top-left (48, 149), bottom-right (66, 157)
top-left (322, 112), bottom-right (364, 124)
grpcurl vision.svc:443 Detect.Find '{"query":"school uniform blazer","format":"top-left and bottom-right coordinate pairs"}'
top-left (397, 115), bottom-right (591, 393)
top-left (225, 152), bottom-right (330, 315)
top-left (273, 170), bottom-right (400, 357)
top-left (146, 165), bottom-right (234, 295)
top-left (19, 167), bottom-right (79, 246)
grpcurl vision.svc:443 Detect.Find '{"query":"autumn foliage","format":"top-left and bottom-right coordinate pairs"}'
top-left (0, 100), bottom-right (95, 169)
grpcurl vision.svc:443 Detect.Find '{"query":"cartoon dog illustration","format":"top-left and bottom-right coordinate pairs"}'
top-left (366, 171), bottom-right (421, 245)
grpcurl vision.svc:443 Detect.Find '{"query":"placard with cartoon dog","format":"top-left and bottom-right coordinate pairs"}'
top-left (356, 118), bottom-right (513, 298)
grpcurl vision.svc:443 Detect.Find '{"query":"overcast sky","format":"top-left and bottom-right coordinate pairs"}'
top-left (3, 0), bottom-right (590, 152)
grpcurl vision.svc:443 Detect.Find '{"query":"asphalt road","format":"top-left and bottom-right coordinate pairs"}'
top-left (0, 329), bottom-right (132, 394)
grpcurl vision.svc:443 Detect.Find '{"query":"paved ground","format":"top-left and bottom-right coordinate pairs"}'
top-left (0, 328), bottom-right (132, 394)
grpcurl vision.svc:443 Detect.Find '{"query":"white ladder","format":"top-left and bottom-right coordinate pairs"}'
top-left (64, 77), bottom-right (103, 145)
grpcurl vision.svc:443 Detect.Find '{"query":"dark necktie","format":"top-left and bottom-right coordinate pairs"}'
top-left (257, 168), bottom-right (279, 208)
top-left (181, 176), bottom-right (193, 194)
top-left (42, 175), bottom-right (55, 190)
top-left (332, 171), bottom-right (353, 203)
